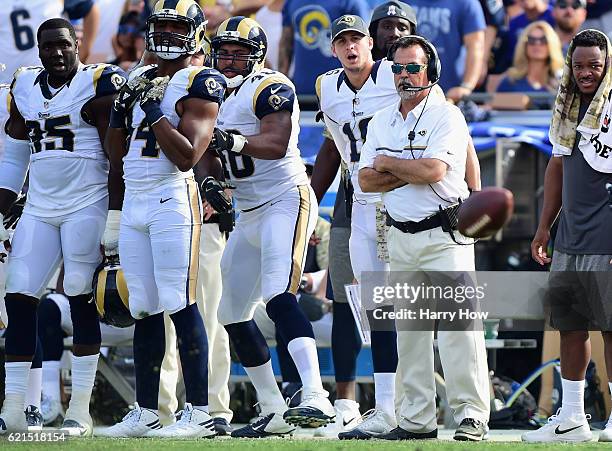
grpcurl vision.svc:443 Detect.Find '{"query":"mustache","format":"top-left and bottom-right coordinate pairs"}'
top-left (398, 78), bottom-right (414, 88)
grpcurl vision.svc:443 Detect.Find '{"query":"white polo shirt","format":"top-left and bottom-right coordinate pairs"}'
top-left (358, 91), bottom-right (470, 222)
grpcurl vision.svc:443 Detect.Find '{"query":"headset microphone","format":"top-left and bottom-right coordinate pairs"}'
top-left (401, 80), bottom-right (438, 92)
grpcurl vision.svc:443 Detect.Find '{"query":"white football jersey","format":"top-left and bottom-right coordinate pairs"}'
top-left (123, 64), bottom-right (226, 192)
top-left (0, 0), bottom-right (64, 84)
top-left (11, 63), bottom-right (127, 217)
top-left (0, 84), bottom-right (11, 160)
top-left (316, 59), bottom-right (398, 203)
top-left (216, 69), bottom-right (308, 211)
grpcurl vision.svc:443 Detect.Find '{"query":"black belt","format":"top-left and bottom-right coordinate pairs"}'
top-left (386, 212), bottom-right (442, 234)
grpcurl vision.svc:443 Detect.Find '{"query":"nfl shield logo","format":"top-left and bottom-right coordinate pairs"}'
top-left (43, 101), bottom-right (49, 109)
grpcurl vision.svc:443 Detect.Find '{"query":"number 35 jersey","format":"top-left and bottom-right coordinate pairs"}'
top-left (216, 69), bottom-right (308, 211)
top-left (11, 63), bottom-right (127, 217)
top-left (123, 64), bottom-right (226, 192)
top-left (316, 60), bottom-right (397, 204)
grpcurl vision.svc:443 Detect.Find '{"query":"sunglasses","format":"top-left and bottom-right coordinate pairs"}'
top-left (527, 36), bottom-right (548, 45)
top-left (556, 0), bottom-right (584, 9)
top-left (391, 63), bottom-right (427, 75)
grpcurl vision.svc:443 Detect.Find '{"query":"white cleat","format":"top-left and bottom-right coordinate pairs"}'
top-left (61, 417), bottom-right (93, 437)
top-left (25, 405), bottom-right (44, 432)
top-left (314, 399), bottom-right (361, 438)
top-left (97, 403), bottom-right (162, 437)
top-left (521, 410), bottom-right (592, 443)
top-left (0, 407), bottom-right (27, 434)
top-left (599, 421), bottom-right (612, 442)
top-left (283, 389), bottom-right (335, 428)
top-left (41, 395), bottom-right (64, 425)
top-left (148, 403), bottom-right (216, 439)
top-left (338, 408), bottom-right (397, 439)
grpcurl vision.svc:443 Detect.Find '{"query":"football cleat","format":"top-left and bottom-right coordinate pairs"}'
top-left (97, 403), bottom-right (162, 437)
top-left (283, 389), bottom-right (335, 428)
top-left (314, 399), bottom-right (361, 438)
top-left (60, 417), bottom-right (93, 437)
top-left (454, 418), bottom-right (488, 441)
top-left (41, 395), bottom-right (64, 425)
top-left (599, 421), bottom-right (612, 442)
top-left (148, 403), bottom-right (216, 439)
top-left (212, 417), bottom-right (232, 436)
top-left (338, 408), bottom-right (397, 440)
top-left (232, 413), bottom-right (295, 438)
top-left (25, 406), bottom-right (44, 431)
top-left (521, 410), bottom-right (592, 443)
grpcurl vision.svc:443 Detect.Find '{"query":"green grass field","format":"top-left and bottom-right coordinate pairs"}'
top-left (0, 437), bottom-right (609, 450)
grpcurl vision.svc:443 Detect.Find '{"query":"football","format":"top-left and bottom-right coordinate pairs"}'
top-left (458, 187), bottom-right (514, 238)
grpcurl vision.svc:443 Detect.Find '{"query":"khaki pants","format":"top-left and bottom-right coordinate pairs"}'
top-left (159, 223), bottom-right (232, 421)
top-left (388, 226), bottom-right (490, 432)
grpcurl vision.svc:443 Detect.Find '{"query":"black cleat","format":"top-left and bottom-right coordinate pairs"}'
top-left (231, 413), bottom-right (295, 438)
top-left (213, 417), bottom-right (233, 436)
top-left (378, 426), bottom-right (438, 440)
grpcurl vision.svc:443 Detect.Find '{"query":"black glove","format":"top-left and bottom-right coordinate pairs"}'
top-left (201, 177), bottom-right (233, 213)
top-left (110, 76), bottom-right (152, 128)
top-left (209, 128), bottom-right (248, 154)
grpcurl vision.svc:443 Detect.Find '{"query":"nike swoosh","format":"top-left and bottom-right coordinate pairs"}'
top-left (555, 424), bottom-right (583, 434)
top-left (160, 198), bottom-right (172, 204)
top-left (271, 86), bottom-right (282, 95)
top-left (343, 418), bottom-right (356, 427)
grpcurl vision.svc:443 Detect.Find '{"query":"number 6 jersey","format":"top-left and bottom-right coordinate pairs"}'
top-left (215, 69), bottom-right (308, 211)
top-left (10, 63), bottom-right (127, 217)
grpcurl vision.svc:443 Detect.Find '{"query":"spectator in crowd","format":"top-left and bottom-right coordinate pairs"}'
top-left (501, 0), bottom-right (555, 72)
top-left (369, 0), bottom-right (417, 61)
top-left (255, 0), bottom-right (285, 70)
top-left (553, 0), bottom-right (587, 54)
top-left (201, 0), bottom-right (270, 35)
top-left (88, 0), bottom-right (129, 63)
top-left (584, 0), bottom-right (612, 41)
top-left (406, 0), bottom-right (487, 102)
top-left (110, 11), bottom-right (146, 70)
top-left (278, 0), bottom-right (370, 95)
top-left (496, 21), bottom-right (564, 102)
top-left (478, 0), bottom-right (506, 87)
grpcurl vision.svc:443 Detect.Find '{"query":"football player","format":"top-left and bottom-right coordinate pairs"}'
top-left (100, 0), bottom-right (225, 438)
top-left (0, 18), bottom-right (126, 435)
top-left (206, 16), bottom-right (335, 438)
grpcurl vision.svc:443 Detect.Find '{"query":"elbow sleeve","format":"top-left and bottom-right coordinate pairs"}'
top-left (0, 137), bottom-right (30, 194)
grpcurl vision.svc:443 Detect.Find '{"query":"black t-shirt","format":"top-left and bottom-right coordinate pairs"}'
top-left (555, 102), bottom-right (612, 254)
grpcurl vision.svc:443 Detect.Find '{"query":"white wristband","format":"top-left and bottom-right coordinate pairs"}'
top-left (230, 134), bottom-right (248, 153)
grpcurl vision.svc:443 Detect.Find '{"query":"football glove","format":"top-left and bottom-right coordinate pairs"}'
top-left (201, 177), bottom-right (233, 213)
top-left (102, 210), bottom-right (121, 257)
top-left (2, 193), bottom-right (25, 230)
top-left (0, 214), bottom-right (9, 243)
top-left (210, 128), bottom-right (248, 154)
top-left (110, 76), bottom-right (151, 128)
top-left (140, 76), bottom-right (170, 126)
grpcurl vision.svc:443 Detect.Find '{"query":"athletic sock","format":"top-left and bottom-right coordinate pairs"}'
top-left (68, 354), bottom-right (98, 416)
top-left (560, 378), bottom-right (585, 419)
top-left (244, 360), bottom-right (286, 413)
top-left (373, 372), bottom-right (396, 417)
top-left (42, 361), bottom-right (62, 402)
top-left (287, 337), bottom-right (324, 395)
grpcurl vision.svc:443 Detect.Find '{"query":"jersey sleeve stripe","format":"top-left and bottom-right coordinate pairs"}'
top-left (187, 67), bottom-right (204, 90)
top-left (315, 74), bottom-right (323, 103)
top-left (252, 76), bottom-right (290, 112)
top-left (92, 64), bottom-right (108, 91)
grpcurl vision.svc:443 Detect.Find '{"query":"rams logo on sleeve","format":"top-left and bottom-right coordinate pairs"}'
top-left (111, 73), bottom-right (126, 91)
top-left (205, 77), bottom-right (223, 95)
top-left (268, 93), bottom-right (289, 111)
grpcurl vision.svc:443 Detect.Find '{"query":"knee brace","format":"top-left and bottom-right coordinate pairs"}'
top-left (68, 294), bottom-right (101, 346)
top-left (4, 293), bottom-right (38, 357)
top-left (224, 320), bottom-right (270, 368)
top-left (266, 292), bottom-right (315, 344)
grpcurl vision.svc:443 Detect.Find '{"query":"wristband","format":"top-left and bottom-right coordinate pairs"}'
top-left (141, 102), bottom-right (165, 126)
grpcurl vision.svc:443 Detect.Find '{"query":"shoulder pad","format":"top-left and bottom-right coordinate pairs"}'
top-left (252, 75), bottom-right (295, 120)
top-left (89, 64), bottom-right (127, 98)
top-left (184, 67), bottom-right (226, 105)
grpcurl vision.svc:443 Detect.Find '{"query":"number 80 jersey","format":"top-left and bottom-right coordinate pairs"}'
top-left (216, 69), bottom-right (308, 211)
top-left (123, 64), bottom-right (226, 192)
top-left (316, 59), bottom-right (397, 204)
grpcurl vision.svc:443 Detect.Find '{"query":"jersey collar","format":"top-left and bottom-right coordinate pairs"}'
top-left (337, 59), bottom-right (383, 93)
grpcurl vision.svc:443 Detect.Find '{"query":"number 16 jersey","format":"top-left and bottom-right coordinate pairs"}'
top-left (316, 59), bottom-right (398, 204)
